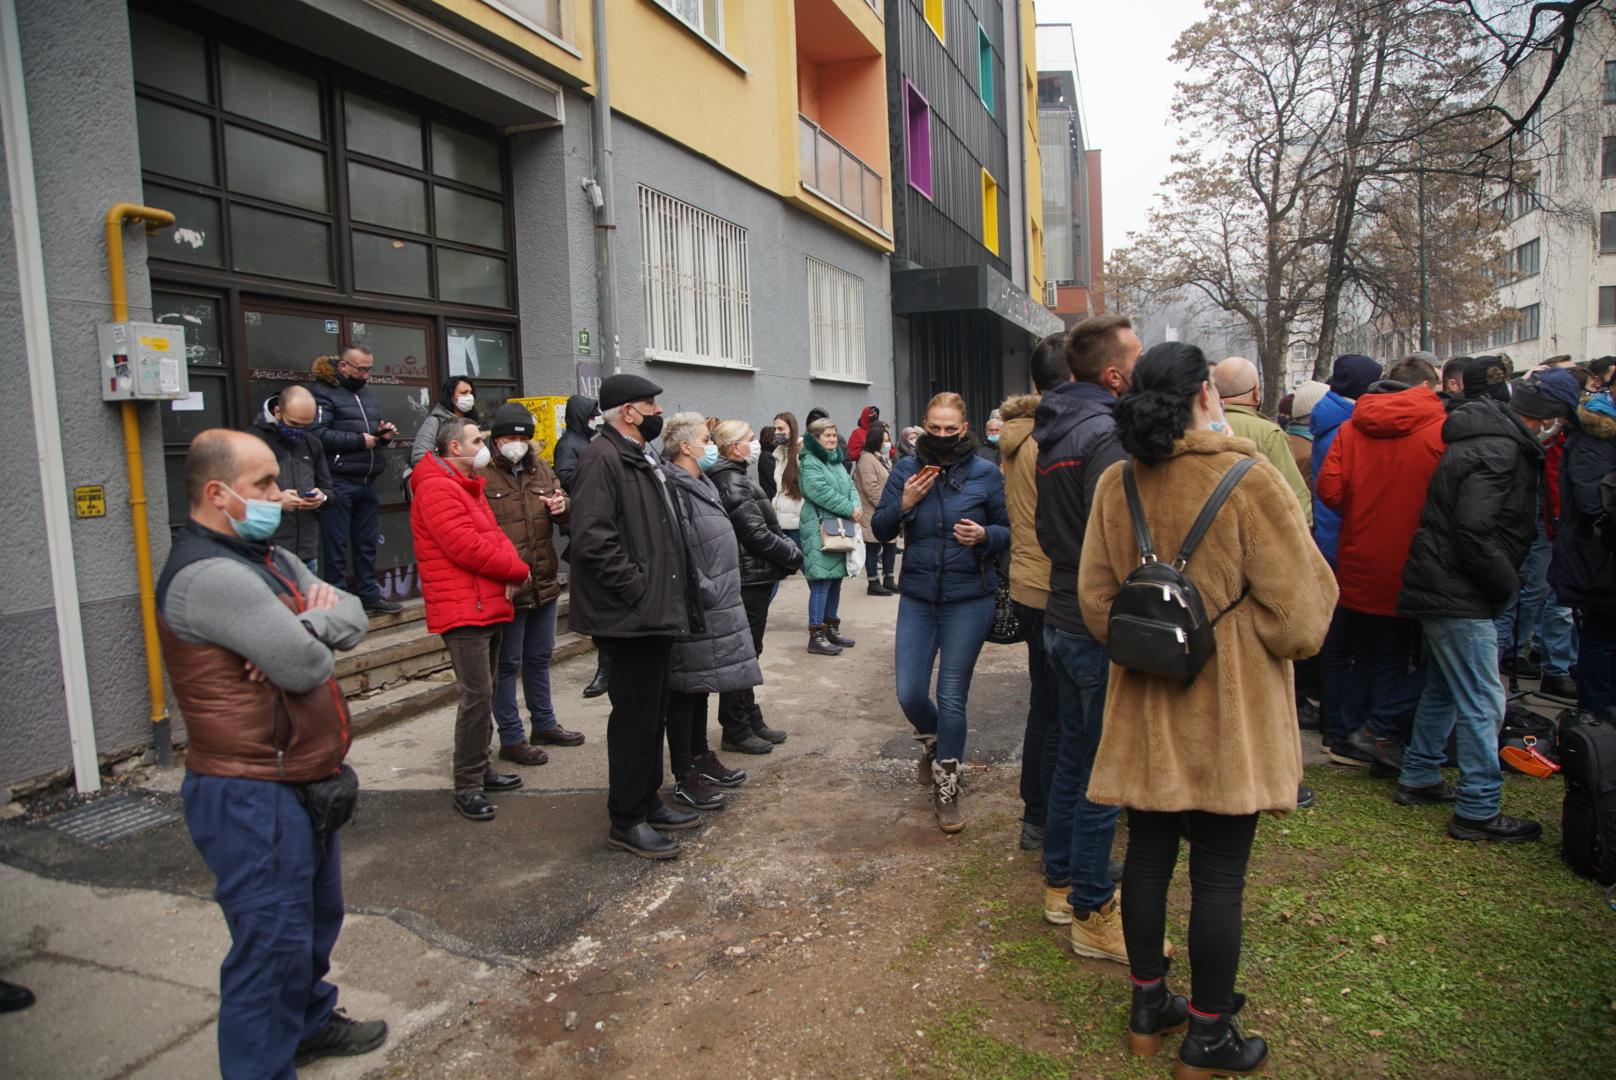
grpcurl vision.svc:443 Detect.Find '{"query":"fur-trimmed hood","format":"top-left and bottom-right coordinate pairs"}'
top-left (997, 393), bottom-right (1042, 460)
top-left (311, 354), bottom-right (342, 387)
top-left (998, 393), bottom-right (1041, 423)
top-left (1577, 403), bottom-right (1616, 440)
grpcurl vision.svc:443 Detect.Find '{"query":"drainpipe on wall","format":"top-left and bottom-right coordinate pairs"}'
top-left (590, 0), bottom-right (619, 378)
top-left (0, 0), bottom-right (100, 793)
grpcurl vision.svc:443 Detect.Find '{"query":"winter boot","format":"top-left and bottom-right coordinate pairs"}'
top-left (932, 758), bottom-right (964, 833)
top-left (867, 577), bottom-right (891, 596)
top-left (808, 625), bottom-right (842, 655)
top-left (824, 618), bottom-right (856, 648)
top-left (1128, 972), bottom-right (1189, 1056)
top-left (751, 712), bottom-right (788, 744)
top-left (1175, 995), bottom-right (1267, 1079)
top-left (915, 733), bottom-right (937, 785)
top-left (882, 573), bottom-right (898, 594)
top-left (582, 649), bottom-right (611, 699)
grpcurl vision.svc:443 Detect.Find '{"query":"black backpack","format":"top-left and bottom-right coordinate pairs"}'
top-left (1560, 710), bottom-right (1616, 885)
top-left (1107, 458), bottom-right (1256, 685)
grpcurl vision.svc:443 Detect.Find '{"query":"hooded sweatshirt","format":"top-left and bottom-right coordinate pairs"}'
top-left (1309, 390), bottom-right (1358, 564)
top-left (997, 394), bottom-right (1051, 608)
top-left (847, 405), bottom-right (879, 460)
top-left (1315, 385), bottom-right (1447, 616)
top-left (553, 394), bottom-right (598, 494)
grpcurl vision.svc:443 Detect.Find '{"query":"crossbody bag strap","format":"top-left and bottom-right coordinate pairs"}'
top-left (1122, 462), bottom-right (1158, 564)
top-left (1172, 457), bottom-right (1257, 570)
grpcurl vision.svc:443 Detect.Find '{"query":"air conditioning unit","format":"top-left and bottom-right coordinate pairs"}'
top-left (1044, 281), bottom-right (1059, 308)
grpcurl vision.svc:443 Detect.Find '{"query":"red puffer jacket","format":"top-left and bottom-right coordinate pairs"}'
top-left (409, 453), bottom-right (530, 634)
top-left (1316, 385), bottom-right (1446, 617)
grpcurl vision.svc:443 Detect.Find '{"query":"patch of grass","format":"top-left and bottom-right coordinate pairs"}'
top-left (903, 765), bottom-right (1616, 1079)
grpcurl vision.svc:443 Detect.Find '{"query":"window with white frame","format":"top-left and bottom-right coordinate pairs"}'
top-left (807, 257), bottom-right (867, 382)
top-left (653, 0), bottom-right (722, 48)
top-left (639, 186), bottom-right (752, 368)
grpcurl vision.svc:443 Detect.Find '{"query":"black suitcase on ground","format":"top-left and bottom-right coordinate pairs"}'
top-left (1559, 711), bottom-right (1616, 885)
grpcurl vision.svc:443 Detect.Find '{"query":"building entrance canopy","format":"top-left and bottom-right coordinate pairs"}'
top-left (892, 264), bottom-right (1064, 339)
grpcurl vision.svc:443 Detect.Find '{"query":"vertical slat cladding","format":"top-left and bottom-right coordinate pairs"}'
top-left (638, 185), bottom-right (752, 367)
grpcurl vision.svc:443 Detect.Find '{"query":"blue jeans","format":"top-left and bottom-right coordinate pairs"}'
top-left (1318, 604), bottom-right (1368, 748)
top-left (895, 594), bottom-right (995, 763)
top-left (1537, 593), bottom-right (1578, 678)
top-left (1346, 610), bottom-right (1425, 742)
top-left (1494, 518), bottom-right (1577, 676)
top-left (1041, 626), bottom-right (1120, 912)
top-left (1400, 617), bottom-right (1505, 821)
top-left (321, 477), bottom-right (381, 603)
top-left (494, 600), bottom-right (558, 746)
top-left (1016, 604), bottom-right (1059, 827)
top-left (181, 774), bottom-right (343, 1080)
top-left (807, 577), bottom-right (843, 625)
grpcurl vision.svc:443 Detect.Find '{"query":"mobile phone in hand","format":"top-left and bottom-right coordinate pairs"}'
top-left (918, 465), bottom-right (942, 479)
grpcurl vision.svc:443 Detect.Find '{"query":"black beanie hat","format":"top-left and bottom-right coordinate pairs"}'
top-left (490, 402), bottom-right (536, 439)
top-left (1463, 356), bottom-right (1513, 402)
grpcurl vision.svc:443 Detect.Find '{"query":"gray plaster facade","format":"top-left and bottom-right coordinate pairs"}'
top-left (1, 4), bottom-right (895, 788)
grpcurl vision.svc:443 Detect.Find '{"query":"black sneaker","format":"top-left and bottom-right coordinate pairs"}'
top-left (0, 978), bottom-right (35, 1013)
top-left (1447, 812), bottom-right (1542, 843)
top-left (454, 792), bottom-right (496, 821)
top-left (294, 1009), bottom-right (389, 1066)
top-left (1394, 780), bottom-right (1457, 806)
top-left (751, 720), bottom-right (788, 744)
top-left (1327, 741), bottom-right (1374, 768)
top-left (721, 731), bottom-right (774, 755)
top-left (1347, 725), bottom-right (1405, 771)
top-left (696, 751), bottom-right (747, 787)
top-left (1538, 673), bottom-right (1579, 702)
top-left (1296, 784), bottom-right (1316, 809)
top-left (674, 771), bottom-right (726, 811)
top-left (362, 598), bottom-right (403, 615)
top-left (1501, 655), bottom-right (1541, 679)
top-left (1019, 821), bottom-right (1044, 851)
top-left (483, 769), bottom-right (523, 792)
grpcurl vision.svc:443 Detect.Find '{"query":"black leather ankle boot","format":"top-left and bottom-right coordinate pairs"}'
top-left (1127, 977), bottom-right (1188, 1056)
top-left (1174, 995), bottom-right (1267, 1079)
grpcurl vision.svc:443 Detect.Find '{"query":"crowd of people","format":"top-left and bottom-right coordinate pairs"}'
top-left (146, 322), bottom-right (1616, 1076)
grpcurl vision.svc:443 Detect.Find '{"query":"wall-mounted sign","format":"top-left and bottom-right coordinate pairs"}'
top-left (577, 329), bottom-right (592, 356)
top-left (74, 485), bottom-right (106, 518)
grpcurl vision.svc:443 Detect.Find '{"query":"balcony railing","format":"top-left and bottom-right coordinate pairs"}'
top-left (798, 114), bottom-right (885, 231)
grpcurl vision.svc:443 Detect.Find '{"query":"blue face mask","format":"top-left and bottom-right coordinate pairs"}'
top-left (277, 420), bottom-right (306, 443)
top-left (1209, 420), bottom-right (1228, 434)
top-left (697, 442), bottom-right (720, 471)
top-left (222, 484), bottom-right (282, 542)
top-left (986, 433), bottom-right (1000, 444)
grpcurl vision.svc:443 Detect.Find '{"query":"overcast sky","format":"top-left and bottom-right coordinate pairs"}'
top-left (1036, 0), bottom-right (1209, 261)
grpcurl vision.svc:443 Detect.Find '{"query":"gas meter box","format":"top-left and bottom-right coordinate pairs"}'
top-left (99, 321), bottom-right (188, 401)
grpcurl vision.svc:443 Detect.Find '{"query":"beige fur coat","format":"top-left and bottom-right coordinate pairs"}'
top-left (1078, 430), bottom-right (1337, 815)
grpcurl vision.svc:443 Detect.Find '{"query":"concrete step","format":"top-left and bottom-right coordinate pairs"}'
top-left (336, 622), bottom-right (451, 696)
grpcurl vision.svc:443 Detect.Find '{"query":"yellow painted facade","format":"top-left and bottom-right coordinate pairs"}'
top-left (437, 1), bottom-right (893, 253)
top-left (1021, 0), bottom-right (1046, 302)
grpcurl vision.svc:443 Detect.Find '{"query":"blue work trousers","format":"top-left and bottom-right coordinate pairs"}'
top-left (1041, 626), bottom-right (1120, 913)
top-left (494, 600), bottom-right (559, 746)
top-left (181, 773), bottom-right (343, 1080)
top-left (321, 477), bottom-right (382, 603)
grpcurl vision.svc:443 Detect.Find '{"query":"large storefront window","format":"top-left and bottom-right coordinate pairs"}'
top-left (131, 6), bottom-right (521, 599)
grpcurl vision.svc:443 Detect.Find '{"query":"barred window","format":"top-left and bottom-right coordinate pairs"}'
top-left (639, 186), bottom-right (752, 368)
top-left (807, 257), bottom-right (867, 383)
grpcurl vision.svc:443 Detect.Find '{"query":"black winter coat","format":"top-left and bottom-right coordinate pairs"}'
top-left (553, 394), bottom-right (598, 494)
top-left (248, 409), bottom-right (332, 562)
top-left (1550, 405), bottom-right (1616, 613)
top-left (567, 427), bottom-right (691, 639)
top-left (707, 458), bottom-right (802, 587)
top-left (1031, 380), bottom-right (1128, 635)
top-left (308, 355), bottom-right (390, 482)
top-left (1398, 398), bottom-right (1543, 620)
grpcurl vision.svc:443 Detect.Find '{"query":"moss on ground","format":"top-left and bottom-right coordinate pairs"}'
top-left (906, 766), bottom-right (1616, 1079)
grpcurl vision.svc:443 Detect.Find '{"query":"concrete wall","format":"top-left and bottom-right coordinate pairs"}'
top-left (1, 0), bottom-right (171, 786)
top-left (610, 115), bottom-right (895, 430)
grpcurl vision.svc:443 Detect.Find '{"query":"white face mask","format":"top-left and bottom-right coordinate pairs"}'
top-left (499, 440), bottom-right (529, 463)
top-left (455, 393), bottom-right (476, 413)
top-left (746, 439), bottom-right (762, 465)
top-left (470, 444), bottom-right (492, 470)
top-left (588, 416), bottom-right (603, 432)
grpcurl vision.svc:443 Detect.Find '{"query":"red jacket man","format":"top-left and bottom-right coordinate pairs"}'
top-left (409, 418), bottom-right (530, 821)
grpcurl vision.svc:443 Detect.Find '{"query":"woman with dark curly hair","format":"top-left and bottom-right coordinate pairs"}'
top-left (1076, 342), bottom-right (1336, 1079)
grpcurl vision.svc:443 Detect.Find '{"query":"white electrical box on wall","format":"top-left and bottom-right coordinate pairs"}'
top-left (99, 321), bottom-right (188, 401)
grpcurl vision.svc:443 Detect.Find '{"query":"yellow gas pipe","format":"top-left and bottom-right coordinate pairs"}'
top-left (105, 202), bottom-right (176, 763)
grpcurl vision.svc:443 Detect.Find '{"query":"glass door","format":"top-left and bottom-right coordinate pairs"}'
top-left (154, 289), bottom-right (231, 532)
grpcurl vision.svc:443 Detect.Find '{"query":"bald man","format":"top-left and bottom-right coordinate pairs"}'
top-left (249, 386), bottom-right (332, 572)
top-left (1213, 356), bottom-right (1313, 526)
top-left (157, 430), bottom-right (385, 1076)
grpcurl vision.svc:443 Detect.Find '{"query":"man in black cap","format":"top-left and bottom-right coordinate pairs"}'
top-left (568, 373), bottom-right (698, 858)
top-left (1393, 371), bottom-right (1570, 843)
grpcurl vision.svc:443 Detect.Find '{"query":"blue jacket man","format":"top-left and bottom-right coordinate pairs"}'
top-left (1310, 354), bottom-right (1380, 566)
top-left (308, 346), bottom-right (401, 613)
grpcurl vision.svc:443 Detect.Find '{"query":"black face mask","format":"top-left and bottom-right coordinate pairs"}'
top-left (634, 410), bottom-right (664, 442)
top-left (340, 372), bottom-right (367, 392)
top-left (918, 432), bottom-right (965, 461)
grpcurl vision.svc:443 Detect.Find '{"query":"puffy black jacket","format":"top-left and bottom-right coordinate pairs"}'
top-left (1031, 380), bottom-right (1128, 635)
top-left (553, 394), bottom-right (598, 494)
top-left (567, 427), bottom-right (691, 639)
top-left (707, 458), bottom-right (802, 587)
top-left (1398, 398), bottom-right (1543, 619)
top-left (1550, 404), bottom-right (1616, 613)
top-left (308, 355), bottom-right (390, 482)
top-left (248, 406), bottom-right (332, 562)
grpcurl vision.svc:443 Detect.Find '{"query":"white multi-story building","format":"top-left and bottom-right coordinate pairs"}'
top-left (1477, 12), bottom-right (1616, 368)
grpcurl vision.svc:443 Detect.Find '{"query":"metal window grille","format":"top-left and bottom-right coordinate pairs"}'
top-left (639, 186), bottom-right (752, 368)
top-left (807, 257), bottom-right (866, 382)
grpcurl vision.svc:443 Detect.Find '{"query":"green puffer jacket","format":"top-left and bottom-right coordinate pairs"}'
top-left (798, 439), bottom-right (859, 581)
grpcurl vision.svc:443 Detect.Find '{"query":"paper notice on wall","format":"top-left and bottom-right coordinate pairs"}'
top-left (171, 391), bottom-right (205, 411)
top-left (448, 335), bottom-right (469, 376)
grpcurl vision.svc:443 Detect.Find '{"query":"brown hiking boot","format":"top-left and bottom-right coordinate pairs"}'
top-left (914, 734), bottom-right (937, 785)
top-left (1042, 883), bottom-right (1074, 925)
top-left (1069, 894), bottom-right (1128, 963)
top-left (932, 758), bottom-right (964, 833)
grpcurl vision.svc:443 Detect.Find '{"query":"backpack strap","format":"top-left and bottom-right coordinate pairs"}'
top-left (1172, 457), bottom-right (1257, 570)
top-left (1121, 462), bottom-right (1158, 565)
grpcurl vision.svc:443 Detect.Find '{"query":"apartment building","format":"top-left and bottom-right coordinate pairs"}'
top-left (1035, 22), bottom-right (1105, 328)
